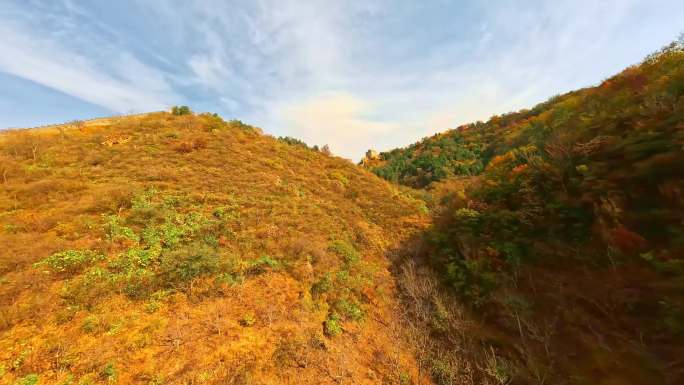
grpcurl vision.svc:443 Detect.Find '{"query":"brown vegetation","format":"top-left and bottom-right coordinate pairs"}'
top-left (0, 112), bottom-right (430, 384)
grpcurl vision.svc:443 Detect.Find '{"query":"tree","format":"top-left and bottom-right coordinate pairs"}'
top-left (171, 106), bottom-right (192, 116)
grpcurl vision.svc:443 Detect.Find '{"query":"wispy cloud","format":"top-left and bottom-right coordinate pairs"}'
top-left (1, 0), bottom-right (683, 158)
top-left (0, 2), bottom-right (180, 113)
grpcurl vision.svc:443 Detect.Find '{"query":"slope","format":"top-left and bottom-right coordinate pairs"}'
top-left (0, 112), bottom-right (429, 384)
top-left (366, 39), bottom-right (684, 384)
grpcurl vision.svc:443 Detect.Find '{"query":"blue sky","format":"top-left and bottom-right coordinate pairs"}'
top-left (1, 1), bottom-right (683, 159)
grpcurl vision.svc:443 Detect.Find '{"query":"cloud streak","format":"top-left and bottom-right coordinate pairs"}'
top-left (0, 2), bottom-right (179, 113)
top-left (1, 0), bottom-right (683, 159)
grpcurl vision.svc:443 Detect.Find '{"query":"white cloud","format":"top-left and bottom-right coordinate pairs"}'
top-left (0, 4), bottom-right (179, 113)
top-left (277, 91), bottom-right (396, 158)
top-left (2, 0), bottom-right (683, 158)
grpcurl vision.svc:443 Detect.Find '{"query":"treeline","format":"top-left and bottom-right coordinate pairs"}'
top-left (277, 136), bottom-right (331, 155)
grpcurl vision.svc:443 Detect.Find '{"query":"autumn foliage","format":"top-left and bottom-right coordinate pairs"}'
top-left (367, 37), bottom-right (684, 384)
top-left (0, 112), bottom-right (429, 384)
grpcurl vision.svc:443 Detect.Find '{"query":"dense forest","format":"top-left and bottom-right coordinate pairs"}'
top-left (366, 38), bottom-right (684, 384)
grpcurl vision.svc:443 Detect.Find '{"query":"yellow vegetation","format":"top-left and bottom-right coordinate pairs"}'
top-left (0, 112), bottom-right (430, 384)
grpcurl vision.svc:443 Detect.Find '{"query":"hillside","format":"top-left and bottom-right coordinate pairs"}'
top-left (0, 113), bottom-right (430, 384)
top-left (3, 39), bottom-right (684, 385)
top-left (365, 40), bottom-right (684, 383)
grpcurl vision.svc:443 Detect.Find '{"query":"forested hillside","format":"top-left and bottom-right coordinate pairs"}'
top-left (367, 39), bottom-right (684, 384)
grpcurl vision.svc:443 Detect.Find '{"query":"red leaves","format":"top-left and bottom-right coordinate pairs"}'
top-left (609, 225), bottom-right (647, 254)
top-left (173, 138), bottom-right (207, 153)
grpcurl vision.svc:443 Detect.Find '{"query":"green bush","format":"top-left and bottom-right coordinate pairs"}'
top-left (15, 374), bottom-right (39, 385)
top-left (34, 250), bottom-right (104, 274)
top-left (334, 298), bottom-right (364, 321)
top-left (81, 316), bottom-right (104, 337)
top-left (277, 136), bottom-right (313, 149)
top-left (104, 215), bottom-right (139, 243)
top-left (329, 240), bottom-right (360, 265)
top-left (61, 267), bottom-right (116, 307)
top-left (171, 105), bottom-right (192, 116)
top-left (311, 274), bottom-right (333, 296)
top-left (159, 242), bottom-right (219, 286)
top-left (101, 362), bottom-right (117, 382)
top-left (444, 257), bottom-right (497, 307)
top-left (244, 255), bottom-right (280, 275)
top-left (324, 313), bottom-right (343, 336)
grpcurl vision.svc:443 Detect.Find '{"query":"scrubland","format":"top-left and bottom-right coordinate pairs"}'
top-left (0, 113), bottom-right (430, 384)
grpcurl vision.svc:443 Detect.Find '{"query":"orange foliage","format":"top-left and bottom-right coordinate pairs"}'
top-left (610, 225), bottom-right (647, 254)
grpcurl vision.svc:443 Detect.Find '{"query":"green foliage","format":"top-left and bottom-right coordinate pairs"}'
top-left (214, 272), bottom-right (245, 287)
top-left (401, 42), bottom-right (684, 313)
top-left (159, 242), bottom-right (219, 286)
top-left (14, 374), bottom-right (38, 385)
top-left (3, 224), bottom-right (19, 234)
top-left (101, 362), bottom-right (117, 382)
top-left (328, 240), bottom-right (360, 265)
top-left (104, 215), bottom-right (139, 242)
top-left (212, 205), bottom-right (239, 221)
top-left (659, 300), bottom-right (684, 336)
top-left (323, 313), bottom-right (343, 336)
top-left (34, 250), bottom-right (104, 274)
top-left (311, 273), bottom-right (333, 296)
top-left (58, 190), bottom-right (229, 303)
top-left (244, 255), bottom-right (280, 275)
top-left (444, 257), bottom-right (497, 306)
top-left (333, 298), bottom-right (364, 321)
top-left (312, 242), bottom-right (371, 337)
top-left (371, 131), bottom-right (485, 187)
top-left (171, 106), bottom-right (192, 116)
top-left (430, 358), bottom-right (460, 385)
top-left (278, 136), bottom-right (307, 148)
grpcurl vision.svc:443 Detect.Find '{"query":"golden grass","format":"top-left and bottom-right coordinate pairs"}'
top-left (0, 112), bottom-right (430, 384)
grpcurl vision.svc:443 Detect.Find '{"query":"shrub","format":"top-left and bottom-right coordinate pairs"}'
top-left (244, 255), bottom-right (280, 275)
top-left (212, 206), bottom-right (239, 221)
top-left (277, 136), bottom-right (310, 149)
top-left (171, 106), bottom-right (192, 116)
top-left (334, 298), bottom-right (364, 321)
top-left (324, 313), bottom-right (343, 336)
top-left (329, 240), bottom-right (360, 265)
top-left (430, 357), bottom-right (461, 385)
top-left (61, 267), bottom-right (116, 307)
top-left (215, 272), bottom-right (244, 287)
top-left (101, 362), bottom-right (117, 382)
top-left (34, 250), bottom-right (104, 274)
top-left (15, 374), bottom-right (39, 385)
top-left (311, 274), bottom-right (333, 296)
top-left (159, 243), bottom-right (219, 286)
top-left (173, 139), bottom-right (207, 153)
top-left (104, 215), bottom-right (139, 243)
top-left (444, 257), bottom-right (497, 307)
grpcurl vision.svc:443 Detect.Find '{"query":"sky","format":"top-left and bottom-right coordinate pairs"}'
top-left (1, 1), bottom-right (683, 160)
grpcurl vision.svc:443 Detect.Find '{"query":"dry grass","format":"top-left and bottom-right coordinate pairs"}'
top-left (0, 112), bottom-right (429, 384)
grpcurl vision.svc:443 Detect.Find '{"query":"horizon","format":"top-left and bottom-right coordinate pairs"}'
top-left (1, 1), bottom-right (683, 160)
